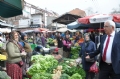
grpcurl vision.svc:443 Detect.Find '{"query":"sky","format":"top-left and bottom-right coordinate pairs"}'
top-left (25, 0), bottom-right (120, 15)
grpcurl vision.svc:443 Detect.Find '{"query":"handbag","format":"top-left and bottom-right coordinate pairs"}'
top-left (85, 42), bottom-right (95, 62)
top-left (89, 62), bottom-right (99, 73)
top-left (85, 58), bottom-right (95, 62)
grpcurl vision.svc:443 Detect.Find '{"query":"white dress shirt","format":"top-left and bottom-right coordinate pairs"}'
top-left (102, 31), bottom-right (115, 63)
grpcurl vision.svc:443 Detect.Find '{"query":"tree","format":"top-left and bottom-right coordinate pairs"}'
top-left (86, 7), bottom-right (95, 15)
top-left (111, 4), bottom-right (120, 14)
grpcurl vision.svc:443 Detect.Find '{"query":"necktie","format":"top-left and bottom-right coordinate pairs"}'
top-left (102, 35), bottom-right (110, 61)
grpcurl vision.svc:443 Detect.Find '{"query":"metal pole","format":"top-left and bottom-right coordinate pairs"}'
top-left (56, 22), bottom-right (57, 30)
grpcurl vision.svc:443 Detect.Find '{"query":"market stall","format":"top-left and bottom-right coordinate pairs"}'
top-left (27, 55), bottom-right (85, 79)
top-left (56, 27), bottom-right (77, 32)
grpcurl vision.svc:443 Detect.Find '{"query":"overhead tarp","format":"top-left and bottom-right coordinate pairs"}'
top-left (0, 22), bottom-right (14, 28)
top-left (67, 21), bottom-right (104, 29)
top-left (56, 27), bottom-right (77, 32)
top-left (116, 23), bottom-right (120, 28)
top-left (0, 0), bottom-right (23, 18)
top-left (67, 21), bottom-right (120, 29)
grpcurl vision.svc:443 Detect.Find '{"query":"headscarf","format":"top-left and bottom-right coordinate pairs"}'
top-left (21, 33), bottom-right (27, 41)
top-left (84, 33), bottom-right (91, 47)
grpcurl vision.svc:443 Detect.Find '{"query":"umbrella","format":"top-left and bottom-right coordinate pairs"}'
top-left (22, 30), bottom-right (34, 33)
top-left (67, 21), bottom-right (104, 29)
top-left (86, 28), bottom-right (104, 32)
top-left (78, 14), bottom-right (120, 24)
top-left (116, 22), bottom-right (120, 28)
top-left (67, 21), bottom-right (120, 29)
top-left (39, 28), bottom-right (49, 31)
top-left (56, 27), bottom-right (77, 32)
top-left (112, 14), bottom-right (120, 23)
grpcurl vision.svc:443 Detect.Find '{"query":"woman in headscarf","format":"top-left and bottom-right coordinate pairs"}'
top-left (79, 33), bottom-right (96, 79)
top-left (35, 33), bottom-right (42, 46)
top-left (6, 31), bottom-right (26, 79)
top-left (20, 33), bottom-right (32, 54)
top-left (63, 34), bottom-right (72, 58)
top-left (20, 33), bottom-right (32, 77)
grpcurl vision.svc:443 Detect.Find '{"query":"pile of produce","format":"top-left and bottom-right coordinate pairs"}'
top-left (31, 73), bottom-right (52, 79)
top-left (27, 55), bottom-right (58, 76)
top-left (46, 44), bottom-right (50, 48)
top-left (27, 55), bottom-right (85, 79)
top-left (47, 38), bottom-right (54, 44)
top-left (70, 45), bottom-right (80, 59)
top-left (59, 58), bottom-right (86, 79)
top-left (47, 38), bottom-right (57, 46)
top-left (0, 71), bottom-right (11, 79)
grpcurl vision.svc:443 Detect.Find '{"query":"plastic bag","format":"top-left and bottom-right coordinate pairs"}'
top-left (89, 62), bottom-right (99, 73)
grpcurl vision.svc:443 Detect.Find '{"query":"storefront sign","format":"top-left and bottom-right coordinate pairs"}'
top-left (30, 24), bottom-right (40, 28)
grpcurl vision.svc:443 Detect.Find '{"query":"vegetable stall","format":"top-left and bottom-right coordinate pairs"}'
top-left (27, 55), bottom-right (85, 79)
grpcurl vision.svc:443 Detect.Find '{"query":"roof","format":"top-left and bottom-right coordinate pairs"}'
top-left (68, 8), bottom-right (86, 17)
top-left (52, 8), bottom-right (86, 25)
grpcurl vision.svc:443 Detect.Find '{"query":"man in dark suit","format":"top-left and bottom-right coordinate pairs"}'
top-left (86, 20), bottom-right (120, 79)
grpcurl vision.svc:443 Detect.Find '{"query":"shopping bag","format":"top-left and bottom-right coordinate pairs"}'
top-left (89, 62), bottom-right (99, 73)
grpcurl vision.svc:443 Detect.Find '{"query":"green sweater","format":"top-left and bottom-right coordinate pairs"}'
top-left (6, 42), bottom-right (22, 63)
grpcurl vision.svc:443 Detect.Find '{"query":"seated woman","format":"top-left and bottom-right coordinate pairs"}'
top-left (52, 48), bottom-right (62, 61)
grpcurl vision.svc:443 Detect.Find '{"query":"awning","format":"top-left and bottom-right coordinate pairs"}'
top-left (0, 0), bottom-right (23, 18)
top-left (67, 21), bottom-right (120, 29)
top-left (56, 27), bottom-right (77, 32)
top-left (30, 24), bottom-right (40, 28)
top-left (67, 21), bottom-right (86, 29)
top-left (67, 21), bottom-right (104, 29)
top-left (0, 22), bottom-right (14, 28)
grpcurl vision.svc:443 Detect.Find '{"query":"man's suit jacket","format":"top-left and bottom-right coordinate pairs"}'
top-left (89, 32), bottom-right (120, 74)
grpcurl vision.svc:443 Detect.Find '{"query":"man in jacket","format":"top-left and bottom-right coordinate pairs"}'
top-left (86, 20), bottom-right (120, 79)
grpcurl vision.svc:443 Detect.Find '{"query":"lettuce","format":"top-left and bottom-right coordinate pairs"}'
top-left (27, 55), bottom-right (58, 76)
top-left (31, 73), bottom-right (52, 79)
top-left (70, 73), bottom-right (82, 79)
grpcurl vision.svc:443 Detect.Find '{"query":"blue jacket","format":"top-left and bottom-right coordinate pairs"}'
top-left (79, 40), bottom-right (96, 71)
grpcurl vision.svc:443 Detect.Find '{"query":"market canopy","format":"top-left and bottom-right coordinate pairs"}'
top-left (0, 22), bottom-right (14, 28)
top-left (112, 14), bottom-right (120, 23)
top-left (56, 27), bottom-right (77, 32)
top-left (52, 8), bottom-right (86, 25)
top-left (67, 21), bottom-right (120, 29)
top-left (77, 14), bottom-right (120, 24)
top-left (67, 21), bottom-right (104, 29)
top-left (0, 0), bottom-right (23, 18)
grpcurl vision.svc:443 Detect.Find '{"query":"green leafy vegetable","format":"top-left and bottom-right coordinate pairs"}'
top-left (47, 38), bottom-right (54, 44)
top-left (59, 58), bottom-right (86, 79)
top-left (60, 73), bottom-right (70, 79)
top-left (31, 73), bottom-right (52, 79)
top-left (70, 46), bottom-right (80, 59)
top-left (0, 71), bottom-right (11, 79)
top-left (70, 73), bottom-right (82, 79)
top-left (27, 55), bottom-right (58, 76)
